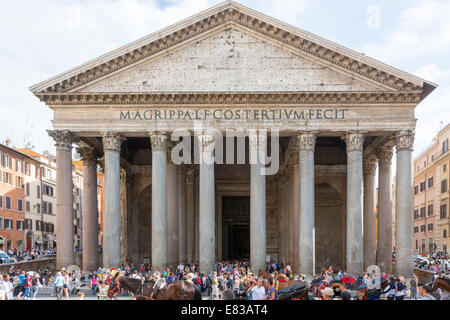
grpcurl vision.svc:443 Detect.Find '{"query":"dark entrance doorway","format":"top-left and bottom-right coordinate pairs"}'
top-left (222, 196), bottom-right (250, 260)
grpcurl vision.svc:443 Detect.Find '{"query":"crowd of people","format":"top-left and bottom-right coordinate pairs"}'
top-left (1, 248), bottom-right (56, 263)
top-left (0, 256), bottom-right (448, 300)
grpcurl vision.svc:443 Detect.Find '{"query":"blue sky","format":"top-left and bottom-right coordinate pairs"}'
top-left (0, 0), bottom-right (449, 156)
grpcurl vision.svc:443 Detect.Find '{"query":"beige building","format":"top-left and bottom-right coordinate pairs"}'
top-left (29, 1), bottom-right (437, 277)
top-left (413, 124), bottom-right (450, 255)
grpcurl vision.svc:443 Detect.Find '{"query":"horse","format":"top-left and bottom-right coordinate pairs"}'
top-left (107, 274), bottom-right (202, 300)
top-left (430, 277), bottom-right (450, 300)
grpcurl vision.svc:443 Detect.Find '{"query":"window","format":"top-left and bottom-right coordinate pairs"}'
top-left (16, 159), bottom-right (23, 173)
top-left (25, 201), bottom-right (30, 212)
top-left (423, 160), bottom-right (427, 167)
top-left (25, 219), bottom-right (32, 230)
top-left (414, 226), bottom-right (419, 233)
top-left (4, 172), bottom-right (11, 184)
top-left (420, 181), bottom-right (426, 192)
top-left (17, 198), bottom-right (23, 212)
top-left (0, 170), bottom-right (2, 183)
top-left (428, 223), bottom-right (433, 231)
top-left (16, 220), bottom-right (23, 230)
top-left (16, 176), bottom-right (24, 189)
top-left (36, 220), bottom-right (41, 231)
top-left (428, 177), bottom-right (434, 188)
top-left (5, 196), bottom-right (11, 210)
top-left (414, 185), bottom-right (419, 195)
top-left (25, 162), bottom-right (30, 176)
top-left (443, 139), bottom-right (449, 154)
top-left (37, 185), bottom-right (40, 199)
top-left (5, 219), bottom-right (13, 230)
top-left (0, 217), bottom-right (3, 229)
top-left (442, 179), bottom-right (448, 193)
top-left (420, 207), bottom-right (426, 218)
top-left (444, 230), bottom-right (448, 239)
top-left (416, 239), bottom-right (418, 249)
top-left (43, 185), bottom-right (54, 196)
top-left (43, 201), bottom-right (47, 214)
top-left (48, 202), bottom-right (53, 214)
top-left (420, 225), bottom-right (426, 232)
top-left (36, 203), bottom-right (40, 214)
top-left (441, 204), bottom-right (448, 219)
top-left (26, 182), bottom-right (30, 195)
top-left (414, 209), bottom-right (419, 220)
top-left (428, 204), bottom-right (433, 216)
top-left (432, 155), bottom-right (435, 161)
top-left (0, 195), bottom-right (2, 209)
top-left (0, 151), bottom-right (2, 167)
top-left (4, 155), bottom-right (11, 169)
top-left (444, 164), bottom-right (448, 172)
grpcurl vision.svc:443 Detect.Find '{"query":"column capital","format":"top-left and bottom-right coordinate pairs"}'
top-left (395, 130), bottom-right (415, 151)
top-left (77, 147), bottom-right (99, 162)
top-left (102, 132), bottom-right (124, 152)
top-left (248, 131), bottom-right (267, 151)
top-left (376, 146), bottom-right (394, 164)
top-left (297, 131), bottom-right (317, 152)
top-left (197, 133), bottom-right (216, 151)
top-left (343, 131), bottom-right (366, 153)
top-left (363, 159), bottom-right (377, 176)
top-left (48, 130), bottom-right (78, 151)
top-left (149, 131), bottom-right (168, 152)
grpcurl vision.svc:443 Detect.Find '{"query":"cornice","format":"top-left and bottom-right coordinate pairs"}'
top-left (36, 91), bottom-right (422, 105)
top-left (30, 4), bottom-right (432, 96)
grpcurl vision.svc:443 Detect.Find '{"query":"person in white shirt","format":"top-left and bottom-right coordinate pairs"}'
top-left (251, 279), bottom-right (266, 300)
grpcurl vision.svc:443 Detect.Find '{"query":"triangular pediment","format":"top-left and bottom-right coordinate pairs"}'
top-left (76, 28), bottom-right (380, 93)
top-left (30, 1), bottom-right (436, 101)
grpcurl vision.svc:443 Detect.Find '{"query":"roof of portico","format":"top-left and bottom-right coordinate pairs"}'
top-left (29, 0), bottom-right (437, 103)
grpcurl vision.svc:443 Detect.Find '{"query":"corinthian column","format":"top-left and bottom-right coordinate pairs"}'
top-left (48, 130), bottom-right (77, 269)
top-left (102, 132), bottom-right (124, 268)
top-left (166, 142), bottom-right (179, 268)
top-left (178, 166), bottom-right (187, 264)
top-left (376, 146), bottom-right (394, 273)
top-left (363, 159), bottom-right (377, 269)
top-left (78, 147), bottom-right (99, 271)
top-left (149, 131), bottom-right (168, 271)
top-left (186, 168), bottom-right (195, 262)
top-left (249, 131), bottom-right (267, 273)
top-left (198, 133), bottom-right (216, 273)
top-left (298, 132), bottom-right (316, 276)
top-left (343, 131), bottom-right (365, 276)
top-left (395, 131), bottom-right (415, 278)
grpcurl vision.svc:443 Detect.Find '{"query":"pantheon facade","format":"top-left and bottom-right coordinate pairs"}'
top-left (30, 1), bottom-right (436, 277)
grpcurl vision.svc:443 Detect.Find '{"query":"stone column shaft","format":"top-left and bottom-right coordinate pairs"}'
top-left (395, 131), bottom-right (415, 278)
top-left (167, 153), bottom-right (179, 268)
top-left (78, 147), bottom-right (99, 271)
top-left (298, 132), bottom-right (316, 275)
top-left (377, 146), bottom-right (394, 273)
top-left (249, 132), bottom-right (266, 273)
top-left (102, 132), bottom-right (123, 269)
top-left (363, 160), bottom-right (377, 270)
top-left (150, 132), bottom-right (168, 270)
top-left (344, 132), bottom-right (365, 276)
top-left (48, 130), bottom-right (76, 269)
top-left (186, 169), bottom-right (195, 262)
top-left (198, 134), bottom-right (216, 273)
top-left (178, 166), bottom-right (187, 263)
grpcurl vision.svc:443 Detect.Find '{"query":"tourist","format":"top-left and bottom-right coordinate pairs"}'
top-left (419, 284), bottom-right (436, 300)
top-left (266, 279), bottom-right (278, 300)
top-left (31, 272), bottom-right (43, 300)
top-left (409, 275), bottom-right (418, 300)
top-left (321, 287), bottom-right (334, 300)
top-left (250, 279), bottom-right (266, 300)
top-left (53, 271), bottom-right (65, 300)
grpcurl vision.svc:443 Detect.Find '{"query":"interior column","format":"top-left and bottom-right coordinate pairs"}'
top-left (78, 147), bottom-right (99, 271)
top-left (376, 146), bottom-right (394, 273)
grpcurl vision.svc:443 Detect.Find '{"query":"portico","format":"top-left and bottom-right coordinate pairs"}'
top-left (30, 1), bottom-right (436, 277)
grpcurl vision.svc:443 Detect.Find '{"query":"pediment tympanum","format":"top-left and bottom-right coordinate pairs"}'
top-left (76, 28), bottom-right (379, 93)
